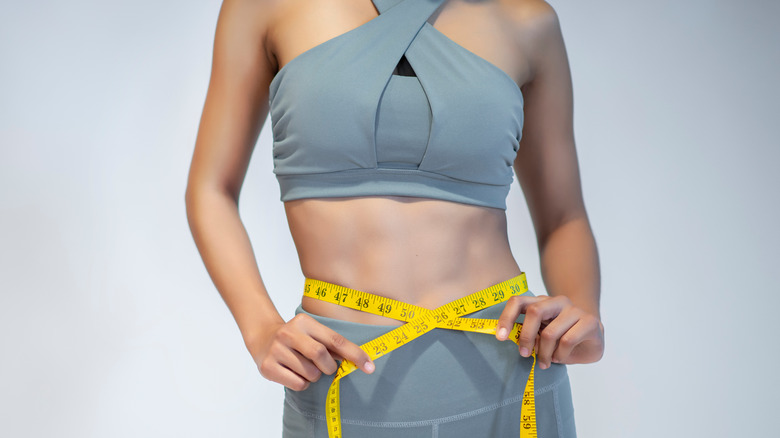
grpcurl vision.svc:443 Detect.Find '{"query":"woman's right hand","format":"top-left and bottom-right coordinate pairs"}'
top-left (246, 313), bottom-right (376, 391)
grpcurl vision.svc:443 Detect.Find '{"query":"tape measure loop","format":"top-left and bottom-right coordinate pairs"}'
top-left (303, 273), bottom-right (537, 438)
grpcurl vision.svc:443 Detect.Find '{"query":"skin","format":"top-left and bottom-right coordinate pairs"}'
top-left (185, 0), bottom-right (604, 393)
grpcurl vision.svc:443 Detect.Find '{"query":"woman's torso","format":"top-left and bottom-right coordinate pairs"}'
top-left (286, 197), bottom-right (523, 325)
top-left (266, 0), bottom-right (537, 325)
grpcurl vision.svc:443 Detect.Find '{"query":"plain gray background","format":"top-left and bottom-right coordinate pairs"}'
top-left (1, 0), bottom-right (778, 436)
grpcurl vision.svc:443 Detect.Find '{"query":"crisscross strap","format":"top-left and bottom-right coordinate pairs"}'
top-left (268, 0), bottom-right (525, 209)
top-left (302, 273), bottom-right (538, 438)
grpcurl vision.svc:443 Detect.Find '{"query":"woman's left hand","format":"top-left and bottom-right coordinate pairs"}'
top-left (495, 294), bottom-right (605, 369)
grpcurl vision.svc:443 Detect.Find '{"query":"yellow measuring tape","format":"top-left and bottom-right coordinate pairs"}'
top-left (302, 273), bottom-right (538, 438)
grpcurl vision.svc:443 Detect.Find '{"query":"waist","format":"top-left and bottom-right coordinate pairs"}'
top-left (301, 266), bottom-right (524, 326)
top-left (286, 294), bottom-right (578, 427)
top-left (287, 196), bottom-right (522, 324)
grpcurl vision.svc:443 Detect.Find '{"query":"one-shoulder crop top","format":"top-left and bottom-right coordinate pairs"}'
top-left (268, 0), bottom-right (524, 210)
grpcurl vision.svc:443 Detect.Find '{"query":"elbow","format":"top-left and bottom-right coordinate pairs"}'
top-left (536, 209), bottom-right (591, 249)
top-left (184, 185), bottom-right (198, 225)
top-left (184, 182), bottom-right (239, 222)
top-left (184, 182), bottom-right (211, 224)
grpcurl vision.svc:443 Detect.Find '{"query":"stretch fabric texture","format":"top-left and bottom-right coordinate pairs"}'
top-left (281, 289), bottom-right (577, 438)
top-left (269, 0), bottom-right (525, 210)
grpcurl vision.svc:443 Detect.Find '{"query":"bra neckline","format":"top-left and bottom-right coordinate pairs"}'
top-left (268, 0), bottom-right (523, 102)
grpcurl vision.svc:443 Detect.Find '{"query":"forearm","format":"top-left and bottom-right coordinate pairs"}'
top-left (185, 187), bottom-right (285, 346)
top-left (538, 215), bottom-right (601, 318)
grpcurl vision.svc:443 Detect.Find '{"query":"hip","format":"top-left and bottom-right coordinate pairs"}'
top-left (282, 300), bottom-right (576, 437)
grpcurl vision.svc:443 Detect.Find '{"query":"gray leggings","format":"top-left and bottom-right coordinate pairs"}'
top-left (282, 295), bottom-right (577, 437)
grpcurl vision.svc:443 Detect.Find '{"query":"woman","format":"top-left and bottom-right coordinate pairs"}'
top-left (185, 0), bottom-right (604, 436)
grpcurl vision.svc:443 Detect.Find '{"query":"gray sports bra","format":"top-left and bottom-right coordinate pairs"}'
top-left (268, 0), bottom-right (524, 210)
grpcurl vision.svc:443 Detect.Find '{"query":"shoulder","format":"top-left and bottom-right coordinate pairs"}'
top-left (498, 0), bottom-right (566, 82)
top-left (214, 0), bottom-right (287, 70)
top-left (217, 0), bottom-right (285, 25)
top-left (498, 0), bottom-right (560, 30)
top-left (498, 0), bottom-right (562, 45)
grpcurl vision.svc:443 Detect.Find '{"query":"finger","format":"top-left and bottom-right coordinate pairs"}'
top-left (518, 297), bottom-right (567, 358)
top-left (536, 308), bottom-right (580, 369)
top-left (552, 314), bottom-right (603, 363)
top-left (278, 316), bottom-right (341, 374)
top-left (277, 364), bottom-right (311, 391)
top-left (277, 346), bottom-right (323, 383)
top-left (287, 333), bottom-right (341, 375)
top-left (307, 322), bottom-right (375, 374)
top-left (496, 295), bottom-right (543, 341)
top-left (259, 358), bottom-right (310, 391)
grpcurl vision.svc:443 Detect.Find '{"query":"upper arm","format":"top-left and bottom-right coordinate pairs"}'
top-left (512, 2), bottom-right (586, 244)
top-left (186, 0), bottom-right (279, 202)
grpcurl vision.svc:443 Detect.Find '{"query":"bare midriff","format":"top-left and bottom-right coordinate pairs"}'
top-left (285, 195), bottom-right (523, 326)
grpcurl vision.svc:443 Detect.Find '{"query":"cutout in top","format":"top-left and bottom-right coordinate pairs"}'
top-left (392, 54), bottom-right (417, 77)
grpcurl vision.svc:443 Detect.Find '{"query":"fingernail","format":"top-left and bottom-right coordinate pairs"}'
top-left (364, 361), bottom-right (375, 373)
top-left (519, 347), bottom-right (529, 357)
top-left (497, 327), bottom-right (508, 340)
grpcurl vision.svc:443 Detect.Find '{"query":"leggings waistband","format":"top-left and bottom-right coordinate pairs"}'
top-left (285, 283), bottom-right (574, 423)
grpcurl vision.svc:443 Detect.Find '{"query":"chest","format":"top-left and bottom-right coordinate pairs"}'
top-left (267, 0), bottom-right (526, 209)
